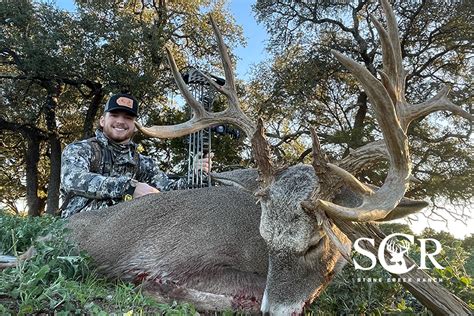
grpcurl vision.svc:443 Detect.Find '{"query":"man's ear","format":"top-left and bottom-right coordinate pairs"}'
top-left (99, 115), bottom-right (105, 128)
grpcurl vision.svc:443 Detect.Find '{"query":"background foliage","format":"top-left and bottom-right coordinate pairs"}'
top-left (0, 0), bottom-right (472, 313)
top-left (0, 0), bottom-right (472, 219)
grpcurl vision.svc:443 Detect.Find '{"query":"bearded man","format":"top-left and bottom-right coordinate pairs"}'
top-left (60, 93), bottom-right (210, 218)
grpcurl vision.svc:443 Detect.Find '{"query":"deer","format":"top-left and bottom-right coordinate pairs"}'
top-left (47, 0), bottom-right (474, 314)
top-left (386, 239), bottom-right (411, 272)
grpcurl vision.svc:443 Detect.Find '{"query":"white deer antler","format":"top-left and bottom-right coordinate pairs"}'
top-left (313, 0), bottom-right (473, 222)
top-left (386, 239), bottom-right (410, 266)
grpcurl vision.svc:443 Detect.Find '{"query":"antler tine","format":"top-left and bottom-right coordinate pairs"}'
top-left (209, 15), bottom-right (236, 102)
top-left (370, 17), bottom-right (397, 82)
top-left (380, 0), bottom-right (403, 78)
top-left (251, 118), bottom-right (274, 186)
top-left (379, 0), bottom-right (473, 127)
top-left (137, 17), bottom-right (257, 139)
top-left (163, 46), bottom-right (206, 118)
top-left (326, 163), bottom-right (373, 196)
top-left (406, 86), bottom-right (474, 125)
top-left (136, 46), bottom-right (210, 138)
top-left (370, 16), bottom-right (400, 105)
top-left (194, 69), bottom-right (228, 100)
top-left (370, 0), bottom-right (407, 104)
top-left (310, 127), bottom-right (376, 197)
top-left (310, 126), bottom-right (330, 186)
top-left (306, 127), bottom-right (353, 261)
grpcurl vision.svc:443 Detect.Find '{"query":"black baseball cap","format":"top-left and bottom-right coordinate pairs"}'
top-left (104, 93), bottom-right (139, 117)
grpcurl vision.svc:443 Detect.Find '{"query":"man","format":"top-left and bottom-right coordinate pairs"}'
top-left (60, 93), bottom-right (210, 218)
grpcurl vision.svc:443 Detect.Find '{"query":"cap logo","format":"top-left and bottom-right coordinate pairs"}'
top-left (116, 97), bottom-right (134, 108)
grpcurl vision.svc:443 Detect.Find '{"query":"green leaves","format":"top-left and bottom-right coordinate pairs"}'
top-left (460, 276), bottom-right (471, 286)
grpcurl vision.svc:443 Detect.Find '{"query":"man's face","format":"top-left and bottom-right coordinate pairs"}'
top-left (99, 111), bottom-right (136, 144)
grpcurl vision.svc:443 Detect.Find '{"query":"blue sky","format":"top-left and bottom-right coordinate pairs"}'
top-left (53, 0), bottom-right (269, 80)
top-left (227, 0), bottom-right (269, 79)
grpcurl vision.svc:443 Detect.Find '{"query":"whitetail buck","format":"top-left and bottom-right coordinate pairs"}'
top-left (65, 0), bottom-right (473, 314)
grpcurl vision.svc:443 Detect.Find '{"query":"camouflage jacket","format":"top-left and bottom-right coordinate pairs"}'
top-left (60, 129), bottom-right (177, 218)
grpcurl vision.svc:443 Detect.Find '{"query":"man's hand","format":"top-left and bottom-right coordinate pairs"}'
top-left (133, 182), bottom-right (160, 198)
top-left (194, 152), bottom-right (214, 174)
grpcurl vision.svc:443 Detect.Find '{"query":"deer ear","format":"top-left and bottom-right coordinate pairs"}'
top-left (376, 197), bottom-right (429, 222)
top-left (210, 169), bottom-right (260, 193)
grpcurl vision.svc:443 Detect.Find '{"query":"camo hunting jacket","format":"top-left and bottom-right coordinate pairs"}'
top-left (60, 129), bottom-right (178, 218)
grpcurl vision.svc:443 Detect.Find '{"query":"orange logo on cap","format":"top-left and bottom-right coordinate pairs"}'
top-left (116, 97), bottom-right (134, 108)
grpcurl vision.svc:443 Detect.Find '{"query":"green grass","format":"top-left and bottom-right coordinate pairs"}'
top-left (0, 211), bottom-right (197, 315)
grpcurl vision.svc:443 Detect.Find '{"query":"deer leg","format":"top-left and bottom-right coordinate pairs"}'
top-left (142, 276), bottom-right (262, 313)
top-left (143, 281), bottom-right (233, 312)
top-left (0, 234), bottom-right (54, 269)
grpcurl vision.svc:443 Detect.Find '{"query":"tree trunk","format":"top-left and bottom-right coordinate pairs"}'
top-left (45, 134), bottom-right (61, 215)
top-left (83, 85), bottom-right (103, 139)
top-left (38, 195), bottom-right (46, 215)
top-left (44, 87), bottom-right (63, 215)
top-left (0, 118), bottom-right (47, 216)
top-left (343, 91), bottom-right (367, 157)
top-left (24, 134), bottom-right (42, 217)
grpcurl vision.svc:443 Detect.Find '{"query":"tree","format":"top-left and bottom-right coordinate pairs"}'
top-left (0, 0), bottom-right (243, 215)
top-left (251, 0), bottom-right (473, 221)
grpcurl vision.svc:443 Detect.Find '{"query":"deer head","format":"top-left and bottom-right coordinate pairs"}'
top-left (386, 239), bottom-right (411, 267)
top-left (137, 0), bottom-right (472, 313)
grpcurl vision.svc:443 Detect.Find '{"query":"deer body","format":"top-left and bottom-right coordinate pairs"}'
top-left (66, 166), bottom-right (354, 313)
top-left (66, 186), bottom-right (267, 309)
top-left (66, 166), bottom-right (425, 314)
